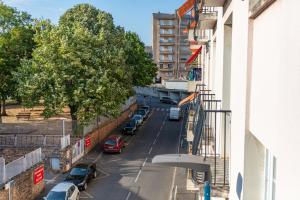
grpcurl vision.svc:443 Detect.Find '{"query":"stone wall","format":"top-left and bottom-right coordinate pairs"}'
top-left (84, 103), bottom-right (138, 153)
top-left (0, 163), bottom-right (44, 200)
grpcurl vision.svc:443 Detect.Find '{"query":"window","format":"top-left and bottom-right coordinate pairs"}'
top-left (265, 149), bottom-right (276, 200)
top-left (160, 29), bottom-right (174, 35)
top-left (167, 64), bottom-right (173, 69)
top-left (160, 20), bottom-right (174, 26)
top-left (160, 64), bottom-right (164, 69)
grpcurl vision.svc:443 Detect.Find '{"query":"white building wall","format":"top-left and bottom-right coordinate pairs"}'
top-left (228, 0), bottom-right (249, 199)
top-left (248, 0), bottom-right (300, 199)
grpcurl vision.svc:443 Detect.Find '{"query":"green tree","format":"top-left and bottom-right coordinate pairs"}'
top-left (124, 32), bottom-right (157, 86)
top-left (0, 2), bottom-right (34, 120)
top-left (16, 4), bottom-right (131, 133)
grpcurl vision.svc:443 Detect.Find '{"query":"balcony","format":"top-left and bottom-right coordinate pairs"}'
top-left (202, 0), bottom-right (226, 7)
top-left (160, 41), bottom-right (175, 46)
top-left (160, 50), bottom-right (174, 54)
top-left (198, 7), bottom-right (218, 30)
top-left (159, 68), bottom-right (173, 72)
top-left (188, 88), bottom-right (231, 196)
top-left (160, 23), bottom-right (175, 28)
top-left (159, 60), bottom-right (174, 63)
top-left (159, 31), bottom-right (175, 37)
top-left (188, 30), bottom-right (210, 45)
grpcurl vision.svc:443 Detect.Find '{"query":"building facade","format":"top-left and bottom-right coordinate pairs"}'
top-left (154, 0), bottom-right (300, 199)
top-left (152, 12), bottom-right (192, 81)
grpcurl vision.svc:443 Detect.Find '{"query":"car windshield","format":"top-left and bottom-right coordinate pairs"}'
top-left (126, 121), bottom-right (135, 127)
top-left (105, 140), bottom-right (116, 146)
top-left (137, 110), bottom-right (146, 115)
top-left (133, 115), bottom-right (141, 120)
top-left (47, 191), bottom-right (66, 200)
top-left (70, 167), bottom-right (88, 177)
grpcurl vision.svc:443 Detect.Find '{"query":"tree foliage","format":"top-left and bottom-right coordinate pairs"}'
top-left (0, 1), bottom-right (34, 104)
top-left (14, 3), bottom-right (156, 132)
top-left (125, 32), bottom-right (157, 86)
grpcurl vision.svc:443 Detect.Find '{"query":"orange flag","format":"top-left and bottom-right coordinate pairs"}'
top-left (190, 21), bottom-right (197, 28)
top-left (177, 0), bottom-right (195, 19)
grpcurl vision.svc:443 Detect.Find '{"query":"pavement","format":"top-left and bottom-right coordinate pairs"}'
top-left (38, 97), bottom-right (194, 200)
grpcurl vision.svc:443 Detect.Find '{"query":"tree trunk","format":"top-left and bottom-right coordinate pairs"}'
top-left (0, 102), bottom-right (2, 123)
top-left (69, 105), bottom-right (78, 135)
top-left (2, 99), bottom-right (7, 116)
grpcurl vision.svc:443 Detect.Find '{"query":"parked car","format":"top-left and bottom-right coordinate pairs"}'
top-left (169, 107), bottom-right (181, 121)
top-left (64, 163), bottom-right (97, 191)
top-left (160, 96), bottom-right (178, 105)
top-left (122, 120), bottom-right (137, 135)
top-left (132, 114), bottom-right (143, 126)
top-left (44, 182), bottom-right (79, 200)
top-left (103, 135), bottom-right (125, 153)
top-left (136, 109), bottom-right (148, 120)
top-left (141, 105), bottom-right (150, 115)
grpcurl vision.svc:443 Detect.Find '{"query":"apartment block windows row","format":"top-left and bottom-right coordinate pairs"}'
top-left (159, 63), bottom-right (173, 69)
top-left (160, 20), bottom-right (174, 26)
top-left (160, 46), bottom-right (173, 53)
top-left (160, 37), bottom-right (174, 43)
top-left (160, 55), bottom-right (173, 62)
top-left (160, 29), bottom-right (174, 35)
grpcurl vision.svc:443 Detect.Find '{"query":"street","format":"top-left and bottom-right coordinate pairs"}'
top-left (39, 97), bottom-right (189, 200)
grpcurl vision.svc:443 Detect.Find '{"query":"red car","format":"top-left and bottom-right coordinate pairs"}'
top-left (103, 135), bottom-right (125, 153)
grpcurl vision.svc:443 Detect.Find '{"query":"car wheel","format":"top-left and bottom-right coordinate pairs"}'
top-left (93, 171), bottom-right (97, 178)
top-left (83, 183), bottom-right (87, 191)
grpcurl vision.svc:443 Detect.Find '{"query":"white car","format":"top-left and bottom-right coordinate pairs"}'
top-left (169, 107), bottom-right (181, 121)
top-left (44, 182), bottom-right (80, 200)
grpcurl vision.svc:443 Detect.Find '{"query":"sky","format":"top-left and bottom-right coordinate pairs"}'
top-left (2, 0), bottom-right (185, 46)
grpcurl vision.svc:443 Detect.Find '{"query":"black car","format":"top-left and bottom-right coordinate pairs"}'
top-left (141, 105), bottom-right (150, 115)
top-left (160, 97), bottom-right (178, 105)
top-left (122, 120), bottom-right (137, 135)
top-left (64, 163), bottom-right (97, 191)
top-left (136, 109), bottom-right (148, 120)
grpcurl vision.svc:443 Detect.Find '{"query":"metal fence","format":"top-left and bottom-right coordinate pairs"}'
top-left (0, 134), bottom-right (70, 150)
top-left (71, 139), bottom-right (84, 164)
top-left (0, 148), bottom-right (42, 185)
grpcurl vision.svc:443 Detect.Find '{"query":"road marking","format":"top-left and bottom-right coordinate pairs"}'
top-left (94, 152), bottom-right (103, 163)
top-left (82, 191), bottom-right (94, 199)
top-left (153, 138), bottom-right (157, 145)
top-left (169, 111), bottom-right (186, 200)
top-left (148, 147), bottom-right (153, 155)
top-left (168, 167), bottom-right (177, 200)
top-left (134, 170), bottom-right (142, 183)
top-left (125, 192), bottom-right (132, 200)
top-left (134, 158), bottom-right (147, 183)
top-left (142, 158), bottom-right (147, 167)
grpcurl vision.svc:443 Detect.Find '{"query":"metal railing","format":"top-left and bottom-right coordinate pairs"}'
top-left (0, 148), bottom-right (42, 185)
top-left (189, 85), bottom-right (231, 186)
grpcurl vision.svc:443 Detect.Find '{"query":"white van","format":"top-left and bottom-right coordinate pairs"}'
top-left (169, 107), bottom-right (181, 120)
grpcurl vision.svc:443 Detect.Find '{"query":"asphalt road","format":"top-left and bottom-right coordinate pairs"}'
top-left (40, 97), bottom-right (189, 200)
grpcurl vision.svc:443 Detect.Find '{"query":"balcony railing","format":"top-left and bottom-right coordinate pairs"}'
top-left (185, 85), bottom-right (231, 194)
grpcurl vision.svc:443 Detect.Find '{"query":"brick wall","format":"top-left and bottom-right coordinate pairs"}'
top-left (0, 163), bottom-right (44, 200)
top-left (84, 103), bottom-right (137, 153)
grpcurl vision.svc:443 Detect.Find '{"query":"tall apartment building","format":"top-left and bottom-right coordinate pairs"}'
top-left (152, 12), bottom-right (192, 81)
